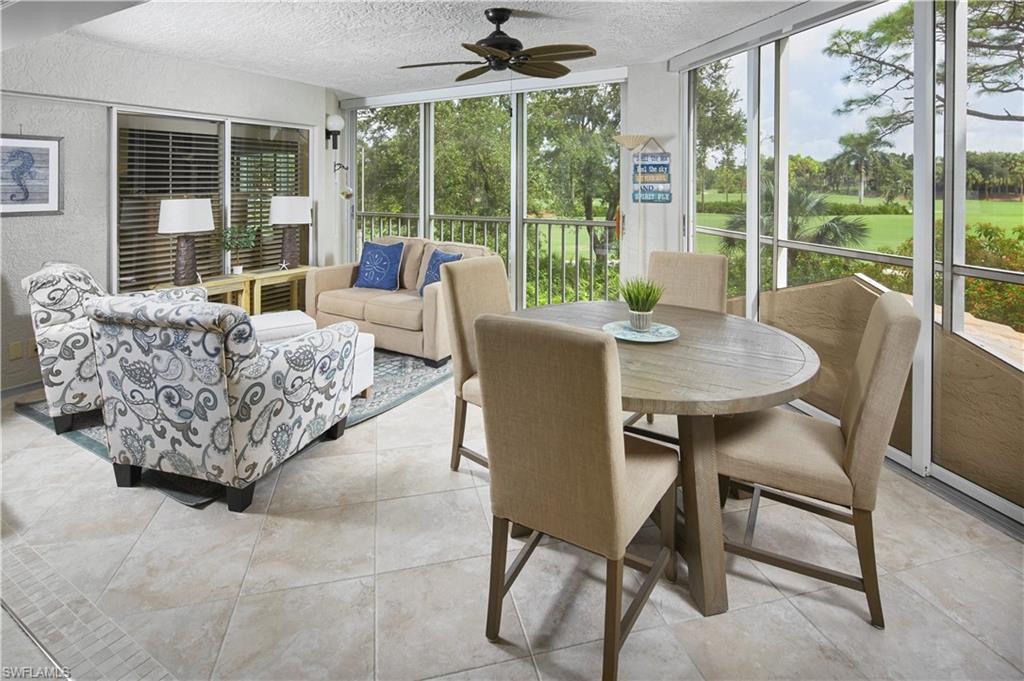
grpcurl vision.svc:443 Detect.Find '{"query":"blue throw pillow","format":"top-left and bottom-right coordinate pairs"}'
top-left (420, 249), bottom-right (464, 295)
top-left (355, 241), bottom-right (404, 291)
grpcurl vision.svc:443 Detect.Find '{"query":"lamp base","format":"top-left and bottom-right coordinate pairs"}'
top-left (280, 225), bottom-right (300, 269)
top-left (173, 234), bottom-right (199, 286)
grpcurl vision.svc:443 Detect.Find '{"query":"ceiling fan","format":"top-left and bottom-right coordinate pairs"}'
top-left (398, 7), bottom-right (597, 82)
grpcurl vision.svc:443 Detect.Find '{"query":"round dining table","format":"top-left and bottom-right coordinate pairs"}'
top-left (509, 300), bottom-right (820, 616)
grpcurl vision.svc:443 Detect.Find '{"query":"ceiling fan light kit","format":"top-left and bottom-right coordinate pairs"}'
top-left (399, 7), bottom-right (597, 83)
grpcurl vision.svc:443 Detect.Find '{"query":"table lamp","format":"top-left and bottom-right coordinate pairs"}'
top-left (158, 198), bottom-right (215, 286)
top-left (269, 196), bottom-right (311, 269)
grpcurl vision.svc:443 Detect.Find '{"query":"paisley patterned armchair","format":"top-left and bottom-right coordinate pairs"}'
top-left (84, 295), bottom-right (358, 512)
top-left (20, 261), bottom-right (207, 434)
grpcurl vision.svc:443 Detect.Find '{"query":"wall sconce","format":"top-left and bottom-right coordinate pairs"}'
top-left (326, 113), bottom-right (345, 150)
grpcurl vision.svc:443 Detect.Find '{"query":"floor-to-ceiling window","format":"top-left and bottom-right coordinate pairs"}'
top-left (355, 104), bottom-right (420, 250)
top-left (694, 53), bottom-right (748, 312)
top-left (432, 95), bottom-right (511, 264)
top-left (352, 80), bottom-right (624, 306)
top-left (680, 0), bottom-right (1022, 517)
top-left (525, 84), bottom-right (620, 305)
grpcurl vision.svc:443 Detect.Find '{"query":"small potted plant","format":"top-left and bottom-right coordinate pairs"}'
top-left (223, 224), bottom-right (258, 274)
top-left (620, 278), bottom-right (663, 332)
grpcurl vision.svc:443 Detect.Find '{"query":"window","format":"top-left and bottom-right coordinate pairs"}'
top-left (116, 113), bottom-right (224, 291)
top-left (355, 105), bottom-right (420, 249)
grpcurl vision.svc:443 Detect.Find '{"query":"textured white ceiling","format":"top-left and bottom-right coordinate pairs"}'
top-left (70, 1), bottom-right (804, 98)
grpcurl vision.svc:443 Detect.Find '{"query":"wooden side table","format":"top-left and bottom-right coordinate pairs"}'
top-left (157, 273), bottom-right (254, 312)
top-left (248, 265), bottom-right (317, 315)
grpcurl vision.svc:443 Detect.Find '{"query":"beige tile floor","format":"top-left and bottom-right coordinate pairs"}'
top-left (2, 382), bottom-right (1022, 681)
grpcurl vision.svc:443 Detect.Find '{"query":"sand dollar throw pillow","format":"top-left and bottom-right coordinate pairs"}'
top-left (419, 249), bottom-right (464, 295)
top-left (355, 241), bottom-right (405, 291)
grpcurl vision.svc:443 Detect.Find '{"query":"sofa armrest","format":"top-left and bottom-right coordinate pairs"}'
top-left (227, 321), bottom-right (359, 485)
top-left (422, 282), bottom-right (450, 362)
top-left (306, 264), bottom-right (359, 318)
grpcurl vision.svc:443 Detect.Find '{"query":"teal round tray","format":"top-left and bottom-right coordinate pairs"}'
top-left (602, 320), bottom-right (680, 343)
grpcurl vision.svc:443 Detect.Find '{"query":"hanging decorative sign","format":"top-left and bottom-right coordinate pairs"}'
top-left (631, 151), bottom-right (671, 204)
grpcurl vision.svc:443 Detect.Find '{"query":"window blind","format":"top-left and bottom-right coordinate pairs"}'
top-left (230, 127), bottom-right (309, 311)
top-left (117, 118), bottom-right (224, 292)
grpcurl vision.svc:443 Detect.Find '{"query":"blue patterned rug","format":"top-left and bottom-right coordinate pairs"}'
top-left (13, 350), bottom-right (451, 503)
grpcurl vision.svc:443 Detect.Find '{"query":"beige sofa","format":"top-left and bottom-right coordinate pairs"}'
top-left (306, 236), bottom-right (492, 366)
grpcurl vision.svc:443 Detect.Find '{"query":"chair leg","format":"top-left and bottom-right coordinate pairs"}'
top-left (323, 416), bottom-right (347, 441)
top-left (425, 356), bottom-right (450, 369)
top-left (53, 414), bottom-right (74, 435)
top-left (450, 397), bottom-right (468, 471)
top-left (112, 462), bottom-right (141, 488)
top-left (486, 516), bottom-right (510, 641)
top-left (226, 483), bottom-right (256, 513)
top-left (603, 558), bottom-right (624, 681)
top-left (718, 475), bottom-right (732, 509)
top-left (645, 413), bottom-right (654, 424)
top-left (743, 486), bottom-right (762, 546)
top-left (660, 484), bottom-right (677, 583)
top-left (853, 508), bottom-right (885, 629)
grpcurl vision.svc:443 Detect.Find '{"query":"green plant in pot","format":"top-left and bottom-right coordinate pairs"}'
top-left (620, 278), bottom-right (663, 332)
top-left (223, 224), bottom-right (259, 274)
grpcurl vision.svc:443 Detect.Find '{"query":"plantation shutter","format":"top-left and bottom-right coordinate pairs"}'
top-left (116, 115), bottom-right (224, 292)
top-left (229, 125), bottom-right (309, 311)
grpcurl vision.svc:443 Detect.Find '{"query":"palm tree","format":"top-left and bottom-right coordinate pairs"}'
top-left (835, 131), bottom-right (892, 204)
top-left (723, 181), bottom-right (869, 253)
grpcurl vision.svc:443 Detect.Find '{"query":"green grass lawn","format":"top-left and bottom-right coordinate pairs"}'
top-left (697, 190), bottom-right (1022, 253)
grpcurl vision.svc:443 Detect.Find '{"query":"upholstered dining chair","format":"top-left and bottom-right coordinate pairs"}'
top-left (85, 295), bottom-right (358, 512)
top-left (439, 255), bottom-right (511, 471)
top-left (638, 251), bottom-right (729, 426)
top-left (475, 314), bottom-right (678, 681)
top-left (714, 291), bottom-right (920, 628)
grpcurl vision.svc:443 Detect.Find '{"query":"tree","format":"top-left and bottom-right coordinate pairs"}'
top-left (695, 60), bottom-right (745, 202)
top-left (725, 181), bottom-right (869, 247)
top-left (835, 131), bottom-right (892, 203)
top-left (825, 1), bottom-right (1023, 139)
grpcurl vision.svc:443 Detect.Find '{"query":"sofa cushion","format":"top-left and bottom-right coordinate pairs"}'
top-left (374, 236), bottom-right (426, 290)
top-left (416, 242), bottom-right (491, 290)
top-left (363, 290), bottom-right (424, 331)
top-left (355, 241), bottom-right (404, 291)
top-left (318, 288), bottom-right (393, 320)
top-left (419, 248), bottom-right (464, 295)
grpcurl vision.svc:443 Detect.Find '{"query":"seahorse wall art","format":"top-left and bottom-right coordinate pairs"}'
top-left (3, 148), bottom-right (38, 202)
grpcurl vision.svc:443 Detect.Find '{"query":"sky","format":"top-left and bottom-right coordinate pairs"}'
top-left (721, 0), bottom-right (1022, 161)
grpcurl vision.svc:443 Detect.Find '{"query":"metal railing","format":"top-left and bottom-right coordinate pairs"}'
top-left (355, 211), bottom-right (619, 306)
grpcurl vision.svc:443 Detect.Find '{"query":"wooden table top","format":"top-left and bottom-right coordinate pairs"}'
top-left (248, 265), bottom-right (317, 281)
top-left (510, 301), bottom-right (820, 416)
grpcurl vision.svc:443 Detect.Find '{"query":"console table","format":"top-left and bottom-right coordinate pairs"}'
top-left (248, 266), bottom-right (317, 315)
top-left (157, 273), bottom-right (253, 310)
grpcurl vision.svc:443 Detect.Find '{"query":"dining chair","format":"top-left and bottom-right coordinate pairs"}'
top-left (638, 251), bottom-right (729, 426)
top-left (714, 291), bottom-right (920, 628)
top-left (440, 255), bottom-right (511, 471)
top-left (475, 314), bottom-right (678, 681)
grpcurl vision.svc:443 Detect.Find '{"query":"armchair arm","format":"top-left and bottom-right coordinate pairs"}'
top-left (422, 282), bottom-right (451, 362)
top-left (124, 286), bottom-right (208, 302)
top-left (227, 321), bottom-right (359, 485)
top-left (306, 263), bottom-right (359, 318)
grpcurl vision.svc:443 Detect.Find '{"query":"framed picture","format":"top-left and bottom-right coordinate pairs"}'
top-left (1, 134), bottom-right (64, 216)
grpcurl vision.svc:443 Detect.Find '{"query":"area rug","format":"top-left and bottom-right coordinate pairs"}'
top-left (13, 349), bottom-right (451, 502)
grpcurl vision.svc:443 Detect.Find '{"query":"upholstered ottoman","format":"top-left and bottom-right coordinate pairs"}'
top-left (353, 332), bottom-right (375, 399)
top-left (250, 310), bottom-right (317, 342)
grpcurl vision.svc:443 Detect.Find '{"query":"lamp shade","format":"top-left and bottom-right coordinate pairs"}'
top-left (326, 114), bottom-right (345, 133)
top-left (158, 199), bottom-right (215, 234)
top-left (269, 196), bottom-right (312, 225)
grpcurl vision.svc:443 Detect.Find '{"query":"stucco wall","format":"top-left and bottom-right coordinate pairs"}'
top-left (1, 33), bottom-right (338, 389)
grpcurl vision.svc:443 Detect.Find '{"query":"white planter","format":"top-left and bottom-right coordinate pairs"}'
top-left (232, 265), bottom-right (244, 275)
top-left (629, 309), bottom-right (653, 332)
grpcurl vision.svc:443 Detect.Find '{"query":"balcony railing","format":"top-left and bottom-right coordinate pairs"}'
top-left (355, 211), bottom-right (619, 307)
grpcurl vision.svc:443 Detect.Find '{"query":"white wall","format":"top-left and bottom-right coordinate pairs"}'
top-left (1, 32), bottom-right (343, 389)
top-left (619, 62), bottom-right (684, 279)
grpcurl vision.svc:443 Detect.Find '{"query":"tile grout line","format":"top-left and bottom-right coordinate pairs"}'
top-left (207, 469), bottom-right (281, 680)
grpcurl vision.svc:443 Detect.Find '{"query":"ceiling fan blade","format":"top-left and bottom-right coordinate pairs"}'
top-left (399, 61), bottom-right (486, 69)
top-left (510, 61), bottom-right (571, 79)
top-left (462, 42), bottom-right (510, 60)
top-left (515, 44), bottom-right (596, 61)
top-left (455, 65), bottom-right (493, 82)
